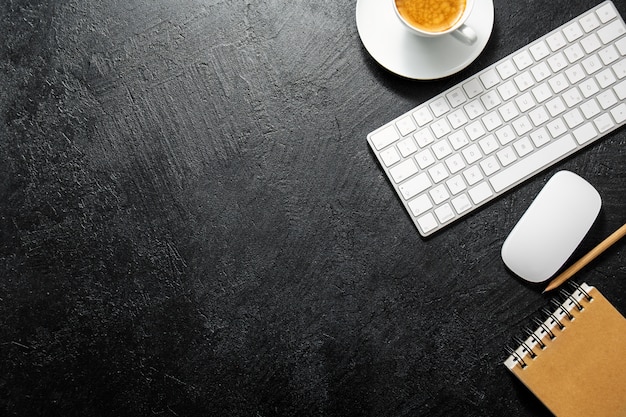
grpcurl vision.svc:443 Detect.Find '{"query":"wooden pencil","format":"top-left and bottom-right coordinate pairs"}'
top-left (544, 222), bottom-right (626, 292)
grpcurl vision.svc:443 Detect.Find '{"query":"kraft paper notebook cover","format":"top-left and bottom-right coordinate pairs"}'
top-left (504, 283), bottom-right (626, 417)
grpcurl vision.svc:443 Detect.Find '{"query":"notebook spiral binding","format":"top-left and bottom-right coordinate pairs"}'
top-left (504, 282), bottom-right (594, 370)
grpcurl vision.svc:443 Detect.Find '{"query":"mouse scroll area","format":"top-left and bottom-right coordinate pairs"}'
top-left (501, 171), bottom-right (601, 283)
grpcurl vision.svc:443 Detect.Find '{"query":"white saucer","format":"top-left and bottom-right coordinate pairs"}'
top-left (356, 0), bottom-right (494, 80)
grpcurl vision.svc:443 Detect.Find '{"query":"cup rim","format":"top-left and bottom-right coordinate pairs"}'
top-left (392, 0), bottom-right (475, 37)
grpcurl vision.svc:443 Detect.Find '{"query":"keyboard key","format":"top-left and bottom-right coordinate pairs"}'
top-left (529, 106), bottom-right (550, 126)
top-left (399, 173), bottom-right (431, 200)
top-left (599, 44), bottom-right (620, 65)
top-left (532, 83), bottom-right (553, 103)
top-left (496, 146), bottom-right (517, 167)
top-left (546, 96), bottom-right (567, 116)
top-left (481, 91), bottom-right (501, 111)
top-left (496, 60), bottom-right (517, 80)
top-left (515, 92), bottom-right (535, 113)
top-left (546, 31), bottom-right (567, 51)
top-left (397, 137), bottom-right (418, 157)
top-left (513, 137), bottom-right (534, 157)
top-left (563, 87), bottom-right (583, 107)
top-left (596, 3), bottom-right (617, 23)
top-left (482, 112), bottom-right (503, 131)
top-left (580, 99), bottom-right (601, 119)
top-left (430, 98), bottom-right (450, 117)
top-left (462, 144), bottom-right (482, 165)
top-left (408, 194), bottom-right (432, 216)
top-left (435, 204), bottom-right (454, 223)
top-left (580, 33), bottom-right (602, 53)
top-left (610, 103), bottom-right (626, 123)
top-left (416, 149), bottom-right (436, 169)
top-left (380, 147), bottom-right (401, 167)
top-left (464, 100), bottom-right (485, 119)
top-left (480, 69), bottom-right (501, 89)
top-left (579, 78), bottom-right (599, 98)
top-left (497, 80), bottom-right (518, 101)
top-left (547, 52), bottom-right (568, 72)
top-left (514, 71), bottom-right (535, 91)
top-left (613, 59), bottom-right (626, 79)
top-left (414, 128), bottom-right (435, 148)
top-left (513, 50), bottom-right (534, 70)
top-left (582, 54), bottom-right (603, 74)
top-left (446, 88), bottom-right (467, 108)
top-left (547, 118), bottom-right (567, 138)
top-left (530, 127), bottom-right (551, 147)
top-left (463, 78), bottom-right (484, 98)
top-left (370, 125), bottom-right (398, 150)
top-left (466, 121), bottom-right (486, 141)
top-left (479, 134), bottom-right (499, 154)
top-left (428, 163), bottom-right (449, 183)
top-left (429, 184), bottom-right (450, 204)
top-left (463, 165), bottom-right (483, 186)
top-left (597, 89), bottom-right (618, 109)
top-left (573, 122), bottom-right (597, 144)
top-left (613, 80), bottom-right (626, 100)
top-left (597, 20), bottom-right (626, 44)
top-left (512, 115), bottom-right (533, 136)
top-left (389, 159), bottom-right (418, 183)
top-left (446, 175), bottom-right (467, 195)
top-left (564, 43), bottom-right (585, 63)
top-left (451, 194), bottom-right (472, 214)
top-left (580, 12), bottom-right (600, 33)
top-left (563, 22), bottom-right (584, 42)
top-left (531, 62), bottom-right (552, 82)
top-left (468, 182), bottom-right (493, 204)
top-left (617, 37), bottom-right (626, 55)
top-left (445, 154), bottom-right (466, 174)
top-left (431, 119), bottom-right (451, 138)
top-left (480, 156), bottom-right (500, 176)
top-left (564, 108), bottom-right (585, 128)
top-left (447, 109), bottom-right (468, 129)
top-left (596, 68), bottom-right (617, 88)
top-left (417, 213), bottom-right (438, 234)
top-left (433, 140), bottom-right (453, 160)
top-left (594, 113), bottom-right (615, 133)
top-left (449, 131), bottom-right (469, 150)
top-left (396, 116), bottom-right (417, 136)
top-left (495, 125), bottom-right (516, 145)
top-left (529, 41), bottom-right (550, 61)
top-left (565, 63), bottom-right (586, 83)
top-left (413, 107), bottom-right (433, 126)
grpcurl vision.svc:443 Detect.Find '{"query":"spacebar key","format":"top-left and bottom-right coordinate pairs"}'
top-left (490, 134), bottom-right (577, 193)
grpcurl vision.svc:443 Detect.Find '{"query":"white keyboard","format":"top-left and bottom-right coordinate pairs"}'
top-left (367, 1), bottom-right (626, 237)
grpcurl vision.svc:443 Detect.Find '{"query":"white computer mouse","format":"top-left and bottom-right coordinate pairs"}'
top-left (501, 171), bottom-right (601, 283)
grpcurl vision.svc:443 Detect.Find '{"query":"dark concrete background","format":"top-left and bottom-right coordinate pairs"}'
top-left (1, 0), bottom-right (624, 416)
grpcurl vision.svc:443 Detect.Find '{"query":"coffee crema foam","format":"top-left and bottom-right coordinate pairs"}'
top-left (395, 0), bottom-right (466, 33)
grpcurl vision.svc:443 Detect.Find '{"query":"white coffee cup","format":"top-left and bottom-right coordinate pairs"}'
top-left (392, 0), bottom-right (477, 45)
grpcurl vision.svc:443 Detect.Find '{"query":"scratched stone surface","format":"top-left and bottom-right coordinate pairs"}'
top-left (0, 0), bottom-right (625, 416)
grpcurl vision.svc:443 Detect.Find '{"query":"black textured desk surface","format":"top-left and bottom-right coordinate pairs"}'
top-left (1, 0), bottom-right (625, 416)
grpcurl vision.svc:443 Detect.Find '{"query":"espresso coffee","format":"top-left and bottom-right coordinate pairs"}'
top-left (395, 0), bottom-right (467, 33)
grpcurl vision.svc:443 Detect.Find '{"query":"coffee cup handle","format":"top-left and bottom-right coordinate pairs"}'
top-left (451, 24), bottom-right (477, 45)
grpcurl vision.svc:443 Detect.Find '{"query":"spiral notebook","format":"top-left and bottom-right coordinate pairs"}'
top-left (504, 283), bottom-right (626, 417)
